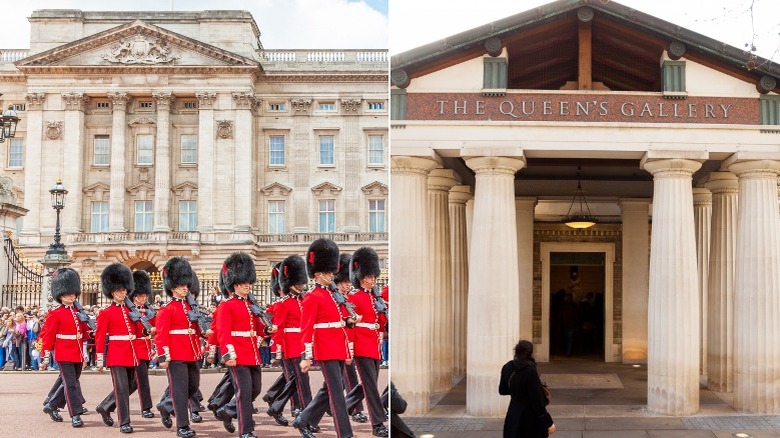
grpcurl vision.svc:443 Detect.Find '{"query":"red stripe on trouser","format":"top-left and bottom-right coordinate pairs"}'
top-left (354, 357), bottom-right (376, 425)
top-left (322, 362), bottom-right (344, 438)
top-left (60, 367), bottom-right (73, 417)
top-left (231, 367), bottom-right (245, 434)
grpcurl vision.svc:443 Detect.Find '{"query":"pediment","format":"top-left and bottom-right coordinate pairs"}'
top-left (16, 20), bottom-right (260, 73)
top-left (361, 181), bottom-right (388, 196)
top-left (127, 181), bottom-right (154, 195)
top-left (172, 181), bottom-right (198, 197)
top-left (260, 182), bottom-right (293, 196)
top-left (311, 182), bottom-right (343, 196)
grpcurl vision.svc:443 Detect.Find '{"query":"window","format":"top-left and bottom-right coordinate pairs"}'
top-left (134, 201), bottom-right (153, 232)
top-left (318, 200), bottom-right (335, 233)
top-left (181, 135), bottom-right (197, 164)
top-left (269, 135), bottom-right (285, 166)
top-left (139, 101), bottom-right (153, 109)
top-left (368, 135), bottom-right (384, 165)
top-left (91, 201), bottom-right (109, 233)
top-left (136, 134), bottom-right (153, 165)
top-left (94, 135), bottom-right (110, 165)
top-left (368, 102), bottom-right (384, 110)
top-left (183, 101), bottom-right (197, 109)
top-left (268, 201), bottom-right (285, 234)
top-left (96, 101), bottom-right (110, 109)
top-left (179, 201), bottom-right (197, 232)
top-left (369, 199), bottom-right (386, 232)
top-left (8, 138), bottom-right (23, 168)
top-left (319, 136), bottom-right (334, 166)
top-left (318, 102), bottom-right (335, 111)
top-left (10, 104), bottom-right (25, 112)
top-left (269, 103), bottom-right (285, 111)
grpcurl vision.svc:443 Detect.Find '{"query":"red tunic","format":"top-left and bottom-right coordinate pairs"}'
top-left (217, 296), bottom-right (266, 366)
top-left (273, 295), bottom-right (304, 359)
top-left (95, 303), bottom-right (139, 367)
top-left (348, 289), bottom-right (386, 359)
top-left (154, 299), bottom-right (203, 362)
top-left (300, 284), bottom-right (351, 361)
top-left (39, 305), bottom-right (90, 363)
top-left (132, 306), bottom-right (156, 361)
top-left (266, 300), bottom-right (283, 357)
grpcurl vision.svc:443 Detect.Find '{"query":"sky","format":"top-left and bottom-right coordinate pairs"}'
top-left (1, 0), bottom-right (388, 49)
top-left (390, 0), bottom-right (780, 63)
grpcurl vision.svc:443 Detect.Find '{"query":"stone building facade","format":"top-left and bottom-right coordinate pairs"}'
top-left (0, 10), bottom-right (388, 276)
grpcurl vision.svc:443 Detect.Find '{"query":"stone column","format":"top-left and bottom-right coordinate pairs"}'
top-left (726, 156), bottom-right (780, 413)
top-left (196, 92), bottom-right (216, 233)
top-left (619, 199), bottom-right (650, 363)
top-left (641, 156), bottom-right (702, 415)
top-left (107, 92), bottom-right (130, 232)
top-left (60, 93), bottom-right (88, 234)
top-left (152, 92), bottom-right (173, 232)
top-left (703, 172), bottom-right (738, 392)
top-left (449, 185), bottom-right (471, 377)
top-left (428, 168), bottom-right (458, 393)
top-left (232, 92), bottom-right (255, 232)
top-left (516, 197), bottom-right (536, 342)
top-left (465, 155), bottom-right (526, 417)
top-left (20, 93), bottom-right (46, 243)
top-left (291, 99), bottom-right (312, 233)
top-left (341, 99), bottom-right (361, 233)
top-left (693, 188), bottom-right (712, 383)
top-left (390, 155), bottom-right (438, 414)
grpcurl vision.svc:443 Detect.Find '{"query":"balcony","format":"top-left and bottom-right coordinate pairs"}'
top-left (259, 49), bottom-right (388, 73)
top-left (61, 231), bottom-right (387, 245)
top-left (254, 232), bottom-right (388, 244)
top-left (0, 50), bottom-right (29, 62)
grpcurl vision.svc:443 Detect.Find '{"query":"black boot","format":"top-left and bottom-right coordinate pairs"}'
top-left (157, 403), bottom-right (172, 429)
top-left (239, 434), bottom-right (257, 438)
top-left (291, 417), bottom-right (316, 438)
top-left (43, 404), bottom-right (63, 422)
top-left (351, 412), bottom-right (368, 423)
top-left (372, 424), bottom-right (389, 437)
top-left (176, 426), bottom-right (196, 438)
top-left (215, 407), bottom-right (235, 433)
top-left (141, 409), bottom-right (155, 418)
top-left (120, 423), bottom-right (133, 434)
top-left (190, 411), bottom-right (202, 423)
top-left (267, 408), bottom-right (289, 426)
top-left (71, 415), bottom-right (84, 428)
top-left (95, 405), bottom-right (115, 426)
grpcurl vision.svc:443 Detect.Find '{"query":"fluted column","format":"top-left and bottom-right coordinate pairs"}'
top-left (619, 198), bottom-right (650, 363)
top-left (152, 92), bottom-right (173, 232)
top-left (20, 93), bottom-right (45, 242)
top-left (449, 185), bottom-right (472, 377)
top-left (107, 92), bottom-right (130, 232)
top-left (232, 92), bottom-right (256, 232)
top-left (465, 155), bottom-right (526, 417)
top-left (196, 92), bottom-right (216, 232)
top-left (727, 157), bottom-right (780, 413)
top-left (703, 172), bottom-right (738, 392)
top-left (391, 155), bottom-right (438, 414)
top-left (60, 93), bottom-right (88, 234)
top-left (642, 157), bottom-right (701, 415)
top-left (693, 188), bottom-right (712, 383)
top-left (516, 197), bottom-right (536, 342)
top-left (428, 168), bottom-right (458, 393)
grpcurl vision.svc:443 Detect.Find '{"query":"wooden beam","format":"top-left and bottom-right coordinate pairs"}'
top-left (578, 20), bottom-right (592, 90)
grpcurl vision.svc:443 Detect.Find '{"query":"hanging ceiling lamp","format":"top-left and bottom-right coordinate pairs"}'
top-left (563, 166), bottom-right (598, 229)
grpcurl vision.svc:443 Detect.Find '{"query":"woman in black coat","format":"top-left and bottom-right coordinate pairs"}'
top-left (499, 340), bottom-right (555, 437)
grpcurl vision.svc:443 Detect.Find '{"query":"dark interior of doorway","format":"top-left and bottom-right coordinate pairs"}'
top-left (549, 254), bottom-right (605, 361)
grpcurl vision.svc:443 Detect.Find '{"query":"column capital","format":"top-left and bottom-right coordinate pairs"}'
top-left (641, 158), bottom-right (702, 178)
top-left (702, 171), bottom-right (739, 194)
top-left (692, 188), bottom-right (712, 206)
top-left (60, 92), bottom-right (89, 111)
top-left (515, 197), bottom-right (537, 211)
top-left (290, 98), bottom-right (312, 114)
top-left (449, 185), bottom-right (473, 205)
top-left (392, 156), bottom-right (439, 176)
top-left (726, 159), bottom-right (780, 179)
top-left (428, 168), bottom-right (459, 192)
top-left (465, 156), bottom-right (526, 175)
top-left (231, 91), bottom-right (257, 110)
top-left (24, 92), bottom-right (46, 110)
top-left (152, 91), bottom-right (175, 109)
top-left (195, 92), bottom-right (217, 109)
top-left (107, 92), bottom-right (130, 110)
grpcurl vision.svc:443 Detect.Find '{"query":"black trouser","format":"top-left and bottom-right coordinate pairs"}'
top-left (229, 365), bottom-right (262, 435)
top-left (345, 356), bottom-right (384, 426)
top-left (100, 360), bottom-right (153, 413)
top-left (269, 357), bottom-right (301, 414)
top-left (166, 360), bottom-right (200, 428)
top-left (207, 371), bottom-right (234, 411)
top-left (100, 365), bottom-right (136, 426)
top-left (159, 386), bottom-right (205, 416)
top-left (49, 362), bottom-right (85, 418)
top-left (343, 360), bottom-right (364, 414)
top-left (297, 359), bottom-right (352, 438)
top-left (264, 370), bottom-right (286, 404)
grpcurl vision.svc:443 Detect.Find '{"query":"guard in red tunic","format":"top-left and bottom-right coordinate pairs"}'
top-left (207, 271), bottom-right (237, 434)
top-left (262, 261), bottom-right (293, 426)
top-left (217, 252), bottom-right (274, 438)
top-left (268, 255), bottom-right (313, 425)
top-left (154, 257), bottom-right (201, 438)
top-left (345, 247), bottom-right (388, 437)
top-left (292, 238), bottom-right (360, 438)
top-left (93, 263), bottom-right (137, 434)
top-left (39, 268), bottom-right (90, 428)
top-left (96, 270), bottom-right (157, 426)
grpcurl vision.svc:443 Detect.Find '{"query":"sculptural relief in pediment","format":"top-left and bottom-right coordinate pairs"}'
top-left (102, 33), bottom-right (180, 65)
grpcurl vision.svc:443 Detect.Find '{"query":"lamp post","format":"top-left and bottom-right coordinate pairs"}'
top-left (0, 104), bottom-right (20, 143)
top-left (41, 179), bottom-right (71, 309)
top-left (46, 179), bottom-right (68, 256)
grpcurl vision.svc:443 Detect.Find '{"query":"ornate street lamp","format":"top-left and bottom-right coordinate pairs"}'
top-left (563, 166), bottom-right (598, 229)
top-left (46, 179), bottom-right (68, 256)
top-left (0, 104), bottom-right (20, 143)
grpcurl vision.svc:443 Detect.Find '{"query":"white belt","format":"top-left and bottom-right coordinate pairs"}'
top-left (356, 322), bottom-right (380, 330)
top-left (56, 334), bottom-right (80, 340)
top-left (313, 322), bottom-right (345, 329)
top-left (231, 330), bottom-right (258, 337)
top-left (283, 327), bottom-right (301, 333)
top-left (169, 329), bottom-right (195, 335)
top-left (108, 335), bottom-right (135, 341)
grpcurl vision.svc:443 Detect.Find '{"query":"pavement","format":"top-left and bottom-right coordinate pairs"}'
top-left (0, 366), bottom-right (388, 437)
top-left (402, 357), bottom-right (780, 438)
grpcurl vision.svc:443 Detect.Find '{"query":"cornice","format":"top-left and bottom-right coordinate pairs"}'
top-left (259, 73), bottom-right (388, 83)
top-left (16, 65), bottom-right (258, 75)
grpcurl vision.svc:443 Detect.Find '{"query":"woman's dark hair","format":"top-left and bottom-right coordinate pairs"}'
top-left (514, 339), bottom-right (534, 361)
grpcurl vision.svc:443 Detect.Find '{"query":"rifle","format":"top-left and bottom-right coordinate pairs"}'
top-left (247, 293), bottom-right (274, 328)
top-left (124, 297), bottom-right (154, 335)
top-left (329, 283), bottom-right (359, 321)
top-left (143, 300), bottom-right (157, 320)
top-left (185, 292), bottom-right (213, 334)
top-left (72, 300), bottom-right (96, 335)
top-left (370, 286), bottom-right (388, 315)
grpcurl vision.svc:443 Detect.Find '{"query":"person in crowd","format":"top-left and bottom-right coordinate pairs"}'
top-left (11, 312), bottom-right (27, 370)
top-left (499, 339), bottom-right (555, 438)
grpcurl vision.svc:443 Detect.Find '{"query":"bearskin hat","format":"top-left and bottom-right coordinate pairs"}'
top-left (333, 253), bottom-right (352, 285)
top-left (218, 269), bottom-right (230, 299)
top-left (350, 247), bottom-right (381, 289)
top-left (305, 238), bottom-right (340, 278)
top-left (280, 255), bottom-right (307, 295)
top-left (190, 271), bottom-right (201, 299)
top-left (162, 257), bottom-right (195, 297)
top-left (129, 270), bottom-right (152, 300)
top-left (270, 262), bottom-right (282, 297)
top-left (51, 268), bottom-right (81, 304)
top-left (101, 263), bottom-right (134, 299)
top-left (222, 252), bottom-right (256, 294)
